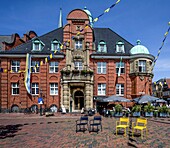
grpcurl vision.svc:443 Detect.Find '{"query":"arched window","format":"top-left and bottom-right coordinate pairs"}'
top-left (98, 41), bottom-right (107, 53)
top-left (116, 41), bottom-right (125, 53)
top-left (32, 39), bottom-right (45, 51)
top-left (51, 39), bottom-right (60, 51)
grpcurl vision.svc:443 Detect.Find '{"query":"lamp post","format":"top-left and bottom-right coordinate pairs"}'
top-left (40, 89), bottom-right (43, 116)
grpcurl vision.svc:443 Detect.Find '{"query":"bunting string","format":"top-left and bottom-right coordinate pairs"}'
top-left (151, 22), bottom-right (170, 72)
top-left (0, 0), bottom-right (121, 73)
top-left (93, 0), bottom-right (120, 23)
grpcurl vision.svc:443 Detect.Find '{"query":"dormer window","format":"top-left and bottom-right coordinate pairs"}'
top-left (32, 39), bottom-right (45, 51)
top-left (75, 39), bottom-right (83, 49)
top-left (116, 41), bottom-right (125, 53)
top-left (51, 39), bottom-right (60, 51)
top-left (98, 41), bottom-right (107, 53)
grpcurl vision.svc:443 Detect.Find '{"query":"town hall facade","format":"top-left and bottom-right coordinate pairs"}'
top-left (0, 8), bottom-right (154, 113)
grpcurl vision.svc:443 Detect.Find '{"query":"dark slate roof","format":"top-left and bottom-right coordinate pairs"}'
top-left (0, 35), bottom-right (12, 50)
top-left (93, 28), bottom-right (133, 55)
top-left (0, 27), bottom-right (63, 55)
top-left (0, 27), bottom-right (133, 56)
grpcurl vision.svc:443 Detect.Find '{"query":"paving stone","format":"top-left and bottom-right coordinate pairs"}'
top-left (0, 113), bottom-right (170, 148)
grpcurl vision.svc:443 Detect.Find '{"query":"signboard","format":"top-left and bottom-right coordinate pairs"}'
top-left (38, 97), bottom-right (43, 104)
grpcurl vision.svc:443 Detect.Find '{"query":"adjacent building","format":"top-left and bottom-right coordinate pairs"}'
top-left (152, 78), bottom-right (170, 100)
top-left (0, 8), bottom-right (154, 113)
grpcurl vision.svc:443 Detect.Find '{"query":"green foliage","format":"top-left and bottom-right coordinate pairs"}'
top-left (115, 104), bottom-right (122, 113)
top-left (81, 70), bottom-right (93, 75)
top-left (158, 105), bottom-right (169, 113)
top-left (144, 103), bottom-right (154, 113)
top-left (132, 105), bottom-right (141, 113)
top-left (60, 70), bottom-right (70, 75)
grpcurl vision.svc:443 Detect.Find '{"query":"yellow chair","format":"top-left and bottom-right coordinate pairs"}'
top-left (116, 117), bottom-right (129, 136)
top-left (132, 118), bottom-right (147, 139)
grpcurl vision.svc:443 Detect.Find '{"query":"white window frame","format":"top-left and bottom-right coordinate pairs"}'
top-left (31, 83), bottom-right (39, 95)
top-left (11, 83), bottom-right (19, 95)
top-left (51, 40), bottom-right (60, 51)
top-left (31, 61), bottom-right (40, 73)
top-left (11, 60), bottom-right (20, 73)
top-left (75, 39), bottom-right (83, 49)
top-left (75, 61), bottom-right (83, 70)
top-left (98, 83), bottom-right (106, 95)
top-left (98, 41), bottom-right (107, 53)
top-left (49, 61), bottom-right (59, 73)
top-left (97, 62), bottom-right (106, 74)
top-left (139, 60), bottom-right (146, 72)
top-left (116, 84), bottom-right (124, 96)
top-left (32, 39), bottom-right (45, 51)
top-left (50, 83), bottom-right (58, 95)
top-left (116, 62), bottom-right (125, 74)
top-left (116, 41), bottom-right (125, 53)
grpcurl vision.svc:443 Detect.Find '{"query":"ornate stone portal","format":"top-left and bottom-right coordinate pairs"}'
top-left (60, 9), bottom-right (94, 112)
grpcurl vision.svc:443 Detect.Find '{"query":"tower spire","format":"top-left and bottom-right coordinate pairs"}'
top-left (58, 8), bottom-right (63, 28)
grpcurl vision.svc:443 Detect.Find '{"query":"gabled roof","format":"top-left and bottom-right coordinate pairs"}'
top-left (0, 27), bottom-right (63, 55)
top-left (0, 35), bottom-right (12, 50)
top-left (93, 28), bottom-right (133, 55)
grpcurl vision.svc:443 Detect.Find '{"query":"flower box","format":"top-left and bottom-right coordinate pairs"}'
top-left (145, 112), bottom-right (153, 117)
top-left (133, 112), bottom-right (141, 117)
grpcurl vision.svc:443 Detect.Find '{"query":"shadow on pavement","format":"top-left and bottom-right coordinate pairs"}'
top-left (0, 124), bottom-right (23, 139)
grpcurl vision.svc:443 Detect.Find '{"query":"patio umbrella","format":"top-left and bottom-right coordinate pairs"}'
top-left (156, 99), bottom-right (167, 103)
top-left (167, 98), bottom-right (170, 101)
top-left (133, 95), bottom-right (159, 104)
top-left (101, 95), bottom-right (131, 102)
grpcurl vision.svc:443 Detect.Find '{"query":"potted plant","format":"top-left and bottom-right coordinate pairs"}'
top-left (158, 105), bottom-right (169, 117)
top-left (60, 69), bottom-right (70, 75)
top-left (144, 103), bottom-right (154, 117)
top-left (72, 69), bottom-right (79, 74)
top-left (114, 104), bottom-right (123, 117)
top-left (131, 105), bottom-right (141, 117)
top-left (81, 70), bottom-right (94, 76)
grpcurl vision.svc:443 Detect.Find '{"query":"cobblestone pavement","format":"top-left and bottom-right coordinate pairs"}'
top-left (0, 113), bottom-right (170, 148)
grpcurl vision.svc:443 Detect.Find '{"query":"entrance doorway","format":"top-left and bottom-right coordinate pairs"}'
top-left (74, 90), bottom-right (84, 110)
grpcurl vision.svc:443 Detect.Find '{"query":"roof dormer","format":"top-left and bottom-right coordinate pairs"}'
top-left (32, 38), bottom-right (45, 51)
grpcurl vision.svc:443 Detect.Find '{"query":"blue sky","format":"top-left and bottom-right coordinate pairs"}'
top-left (0, 0), bottom-right (169, 82)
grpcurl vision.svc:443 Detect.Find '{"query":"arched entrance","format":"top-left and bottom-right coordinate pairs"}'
top-left (74, 90), bottom-right (84, 110)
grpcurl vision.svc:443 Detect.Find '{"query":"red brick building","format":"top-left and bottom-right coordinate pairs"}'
top-left (0, 8), bottom-right (154, 113)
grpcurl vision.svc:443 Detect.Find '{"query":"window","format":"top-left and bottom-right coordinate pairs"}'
top-left (75, 39), bottom-right (83, 49)
top-left (51, 40), bottom-right (60, 51)
top-left (98, 83), bottom-right (106, 95)
top-left (116, 84), bottom-right (124, 96)
top-left (49, 61), bottom-right (59, 73)
top-left (98, 41), bottom-right (107, 53)
top-left (116, 41), bottom-right (125, 53)
top-left (11, 61), bottom-right (20, 72)
top-left (31, 83), bottom-right (39, 95)
top-left (50, 83), bottom-right (58, 95)
top-left (11, 83), bottom-right (19, 95)
top-left (97, 62), bottom-right (106, 74)
top-left (31, 61), bottom-right (40, 73)
top-left (32, 39), bottom-right (45, 51)
top-left (34, 42), bottom-right (40, 50)
top-left (116, 62), bottom-right (125, 74)
top-left (139, 60), bottom-right (146, 72)
top-left (75, 61), bottom-right (83, 70)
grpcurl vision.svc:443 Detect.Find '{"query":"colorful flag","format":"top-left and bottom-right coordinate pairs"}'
top-left (118, 56), bottom-right (122, 77)
top-left (24, 53), bottom-right (31, 94)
